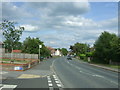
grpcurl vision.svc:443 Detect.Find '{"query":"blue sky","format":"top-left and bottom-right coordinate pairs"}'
top-left (84, 2), bottom-right (118, 21)
top-left (1, 1), bottom-right (118, 49)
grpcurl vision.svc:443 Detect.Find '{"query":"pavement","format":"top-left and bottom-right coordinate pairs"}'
top-left (0, 58), bottom-right (63, 90)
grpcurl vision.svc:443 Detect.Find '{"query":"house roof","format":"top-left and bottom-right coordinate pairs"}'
top-left (12, 50), bottom-right (22, 53)
top-left (46, 46), bottom-right (55, 51)
top-left (0, 42), bottom-right (4, 45)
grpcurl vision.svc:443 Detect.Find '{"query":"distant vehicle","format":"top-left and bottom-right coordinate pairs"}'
top-left (40, 56), bottom-right (44, 61)
top-left (67, 55), bottom-right (72, 60)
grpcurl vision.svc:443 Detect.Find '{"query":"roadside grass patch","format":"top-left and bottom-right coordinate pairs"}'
top-left (0, 59), bottom-right (30, 64)
top-left (90, 63), bottom-right (120, 69)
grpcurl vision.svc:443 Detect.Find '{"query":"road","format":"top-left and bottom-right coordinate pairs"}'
top-left (52, 57), bottom-right (119, 88)
top-left (1, 57), bottom-right (119, 89)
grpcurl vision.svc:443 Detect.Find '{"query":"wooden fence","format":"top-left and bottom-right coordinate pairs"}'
top-left (1, 53), bottom-right (38, 59)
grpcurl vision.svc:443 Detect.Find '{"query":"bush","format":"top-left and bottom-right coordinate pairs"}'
top-left (79, 54), bottom-right (86, 60)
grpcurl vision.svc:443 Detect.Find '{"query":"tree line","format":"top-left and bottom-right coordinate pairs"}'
top-left (1, 20), bottom-right (119, 63)
top-left (69, 31), bottom-right (120, 64)
top-left (0, 20), bottom-right (68, 58)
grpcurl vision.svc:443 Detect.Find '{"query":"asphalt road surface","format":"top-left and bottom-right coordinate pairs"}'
top-left (52, 57), bottom-right (119, 88)
top-left (1, 57), bottom-right (119, 90)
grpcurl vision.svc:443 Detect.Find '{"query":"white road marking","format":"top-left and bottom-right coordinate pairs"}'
top-left (79, 71), bottom-right (93, 76)
top-left (47, 76), bottom-right (53, 88)
top-left (0, 71), bottom-right (8, 75)
top-left (53, 75), bottom-right (63, 88)
top-left (92, 75), bottom-right (104, 78)
top-left (57, 84), bottom-right (62, 87)
top-left (55, 81), bottom-right (60, 84)
top-left (0, 84), bottom-right (17, 89)
top-left (53, 75), bottom-right (56, 77)
top-left (79, 71), bottom-right (83, 73)
top-left (51, 60), bottom-right (64, 88)
top-left (48, 83), bottom-right (53, 87)
top-left (54, 78), bottom-right (58, 81)
top-left (48, 80), bottom-right (52, 83)
top-left (110, 81), bottom-right (118, 85)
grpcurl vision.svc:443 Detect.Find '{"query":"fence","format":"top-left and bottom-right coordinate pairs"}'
top-left (1, 53), bottom-right (38, 59)
top-left (110, 61), bottom-right (120, 65)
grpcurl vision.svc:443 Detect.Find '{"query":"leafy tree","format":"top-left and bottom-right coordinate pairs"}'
top-left (0, 20), bottom-right (24, 52)
top-left (22, 37), bottom-right (51, 57)
top-left (110, 37), bottom-right (120, 62)
top-left (94, 31), bottom-right (119, 63)
top-left (79, 54), bottom-right (86, 60)
top-left (70, 42), bottom-right (89, 56)
top-left (61, 48), bottom-right (68, 56)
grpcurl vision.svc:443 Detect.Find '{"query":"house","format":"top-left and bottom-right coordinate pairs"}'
top-left (54, 49), bottom-right (62, 56)
top-left (46, 46), bottom-right (55, 56)
top-left (46, 46), bottom-right (62, 56)
top-left (0, 42), bottom-right (5, 53)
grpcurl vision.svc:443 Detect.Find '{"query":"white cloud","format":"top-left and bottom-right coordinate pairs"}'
top-left (1, 2), bottom-right (118, 49)
top-left (21, 24), bottom-right (38, 31)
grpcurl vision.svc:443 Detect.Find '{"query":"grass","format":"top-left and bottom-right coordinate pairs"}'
top-left (92, 63), bottom-right (120, 69)
top-left (0, 59), bottom-right (30, 64)
top-left (77, 58), bottom-right (120, 69)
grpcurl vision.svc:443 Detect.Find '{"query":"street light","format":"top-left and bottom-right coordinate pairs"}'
top-left (39, 45), bottom-right (42, 63)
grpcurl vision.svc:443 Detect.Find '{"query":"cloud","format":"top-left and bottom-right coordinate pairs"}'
top-left (100, 18), bottom-right (118, 29)
top-left (1, 2), bottom-right (118, 49)
top-left (47, 2), bottom-right (90, 16)
top-left (21, 24), bottom-right (39, 32)
top-left (2, 2), bottom-right (32, 21)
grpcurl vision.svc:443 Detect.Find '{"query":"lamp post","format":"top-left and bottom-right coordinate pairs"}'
top-left (39, 45), bottom-right (42, 63)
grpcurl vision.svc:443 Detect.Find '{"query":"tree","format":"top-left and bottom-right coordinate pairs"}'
top-left (61, 48), bottom-right (68, 56)
top-left (110, 37), bottom-right (120, 62)
top-left (93, 31), bottom-right (119, 63)
top-left (0, 20), bottom-right (24, 52)
top-left (70, 42), bottom-right (89, 56)
top-left (22, 37), bottom-right (51, 57)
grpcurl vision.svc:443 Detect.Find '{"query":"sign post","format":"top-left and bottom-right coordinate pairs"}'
top-left (39, 45), bottom-right (42, 63)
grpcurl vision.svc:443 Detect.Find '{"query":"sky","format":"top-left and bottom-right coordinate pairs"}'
top-left (0, 1), bottom-right (118, 49)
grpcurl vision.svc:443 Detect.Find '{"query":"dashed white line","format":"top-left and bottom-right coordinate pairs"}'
top-left (92, 75), bottom-right (104, 78)
top-left (48, 83), bottom-right (53, 87)
top-left (55, 80), bottom-right (60, 84)
top-left (47, 76), bottom-right (53, 88)
top-left (53, 75), bottom-right (62, 88)
top-left (57, 84), bottom-right (62, 87)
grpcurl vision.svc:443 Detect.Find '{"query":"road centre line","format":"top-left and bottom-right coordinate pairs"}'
top-left (71, 59), bottom-right (118, 78)
top-left (79, 70), bottom-right (118, 85)
top-left (66, 60), bottom-right (108, 79)
top-left (65, 58), bottom-right (118, 86)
